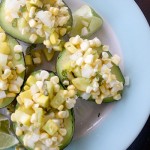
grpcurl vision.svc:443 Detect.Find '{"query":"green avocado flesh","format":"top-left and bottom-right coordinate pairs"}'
top-left (0, 35), bottom-right (25, 108)
top-left (0, 0), bottom-right (72, 44)
top-left (13, 70), bottom-right (74, 150)
top-left (57, 48), bottom-right (125, 103)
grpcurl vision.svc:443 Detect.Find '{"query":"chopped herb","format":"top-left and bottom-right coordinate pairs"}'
top-left (12, 19), bottom-right (17, 27)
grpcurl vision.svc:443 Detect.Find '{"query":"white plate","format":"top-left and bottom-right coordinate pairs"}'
top-left (7, 0), bottom-right (150, 150)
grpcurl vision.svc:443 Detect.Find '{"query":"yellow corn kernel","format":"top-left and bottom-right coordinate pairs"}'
top-left (59, 28), bottom-right (67, 36)
top-left (34, 52), bottom-right (41, 58)
top-left (53, 45), bottom-right (62, 51)
top-left (7, 93), bottom-right (16, 98)
top-left (29, 7), bottom-right (36, 18)
top-left (24, 85), bottom-right (30, 91)
top-left (49, 0), bottom-right (57, 5)
top-left (12, 71), bottom-right (17, 80)
top-left (29, 34), bottom-right (38, 43)
top-left (50, 32), bottom-right (59, 45)
top-left (68, 90), bottom-right (76, 97)
top-left (30, 0), bottom-right (43, 8)
top-left (26, 1), bottom-right (32, 11)
top-left (17, 96), bottom-right (23, 105)
top-left (0, 27), bottom-right (4, 32)
top-left (8, 74), bottom-right (14, 80)
top-left (0, 33), bottom-right (6, 42)
top-left (7, 61), bottom-right (13, 68)
top-left (57, 110), bottom-right (69, 118)
top-left (43, 40), bottom-right (51, 48)
top-left (2, 69), bottom-right (11, 80)
top-left (23, 12), bottom-right (29, 21)
top-left (33, 57), bottom-right (42, 64)
top-left (50, 7), bottom-right (59, 16)
top-left (43, 48), bottom-right (54, 61)
top-left (25, 55), bottom-right (33, 66)
top-left (16, 64), bottom-right (26, 74)
top-left (18, 18), bottom-right (28, 29)
top-left (29, 19), bottom-right (37, 28)
top-left (67, 85), bottom-right (75, 90)
top-left (58, 105), bottom-right (64, 111)
top-left (9, 84), bottom-right (20, 93)
top-left (11, 113), bottom-right (16, 122)
top-left (0, 42), bottom-right (11, 55)
top-left (64, 42), bottom-right (77, 53)
top-left (16, 127), bottom-right (23, 136)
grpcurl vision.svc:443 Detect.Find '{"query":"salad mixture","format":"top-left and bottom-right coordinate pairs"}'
top-left (57, 36), bottom-right (125, 104)
top-left (0, 0), bottom-right (126, 150)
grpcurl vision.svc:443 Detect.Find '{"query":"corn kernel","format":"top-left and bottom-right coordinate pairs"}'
top-left (95, 97), bottom-right (102, 104)
top-left (29, 34), bottom-right (38, 43)
top-left (59, 28), bottom-right (67, 36)
top-left (68, 90), bottom-right (76, 97)
top-left (25, 55), bottom-right (33, 66)
top-left (14, 45), bottom-right (23, 53)
top-left (57, 110), bottom-right (69, 118)
top-left (17, 96), bottom-right (23, 105)
top-left (64, 42), bottom-right (77, 53)
top-left (40, 133), bottom-right (49, 140)
top-left (59, 128), bottom-right (67, 136)
top-left (63, 80), bottom-right (69, 86)
top-left (30, 0), bottom-right (43, 8)
top-left (7, 93), bottom-right (16, 98)
top-left (52, 137), bottom-right (57, 142)
top-left (0, 91), bottom-right (6, 99)
top-left (67, 85), bottom-right (75, 90)
top-left (9, 84), bottom-right (20, 93)
top-left (7, 61), bottom-right (13, 68)
top-left (0, 42), bottom-right (11, 55)
top-left (0, 33), bottom-right (6, 42)
top-left (29, 7), bottom-right (36, 18)
top-left (58, 105), bottom-right (64, 111)
top-left (11, 113), bottom-right (16, 122)
top-left (29, 19), bottom-right (37, 27)
top-left (43, 40), bottom-right (51, 48)
top-left (53, 45), bottom-right (62, 51)
top-left (50, 32), bottom-right (59, 45)
top-left (15, 54), bottom-right (21, 60)
top-left (50, 7), bottom-right (59, 16)
top-left (54, 84), bottom-right (60, 92)
top-left (16, 64), bottom-right (26, 74)
top-left (33, 57), bottom-right (42, 64)
top-left (16, 127), bottom-right (23, 136)
top-left (24, 98), bottom-right (34, 108)
top-left (24, 85), bottom-right (30, 91)
top-left (0, 27), bottom-right (4, 32)
top-left (2, 69), bottom-right (11, 79)
top-left (50, 76), bottom-right (59, 84)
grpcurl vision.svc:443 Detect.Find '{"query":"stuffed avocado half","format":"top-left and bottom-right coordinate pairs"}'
top-left (0, 27), bottom-right (25, 108)
top-left (57, 36), bottom-right (125, 104)
top-left (0, 0), bottom-right (72, 47)
top-left (11, 70), bottom-right (76, 150)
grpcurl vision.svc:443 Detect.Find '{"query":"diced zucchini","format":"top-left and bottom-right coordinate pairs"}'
top-left (20, 90), bottom-right (32, 102)
top-left (26, 75), bottom-right (37, 86)
top-left (35, 95), bottom-right (49, 108)
top-left (72, 78), bottom-right (91, 92)
top-left (43, 48), bottom-right (54, 61)
top-left (42, 119), bottom-right (58, 136)
top-left (50, 90), bottom-right (66, 109)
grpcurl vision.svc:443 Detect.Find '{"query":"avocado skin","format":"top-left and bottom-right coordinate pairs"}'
top-left (0, 35), bottom-right (25, 108)
top-left (13, 70), bottom-right (75, 150)
top-left (0, 0), bottom-right (73, 44)
top-left (56, 47), bottom-right (125, 103)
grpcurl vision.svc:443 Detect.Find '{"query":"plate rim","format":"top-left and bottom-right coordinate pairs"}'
top-left (66, 0), bottom-right (150, 150)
